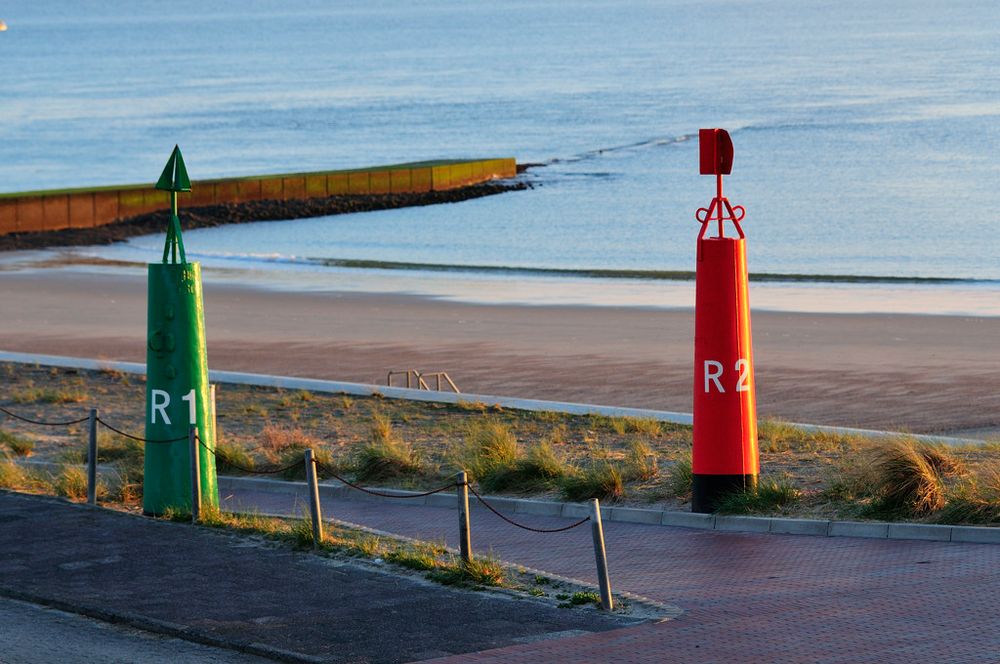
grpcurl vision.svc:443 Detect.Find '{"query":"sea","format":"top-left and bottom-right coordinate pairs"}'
top-left (1, 0), bottom-right (998, 314)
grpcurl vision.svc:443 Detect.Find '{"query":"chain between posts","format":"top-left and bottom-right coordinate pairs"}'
top-left (312, 459), bottom-right (459, 498)
top-left (195, 436), bottom-right (304, 475)
top-left (3, 402), bottom-right (593, 534)
top-left (95, 418), bottom-right (188, 444)
top-left (0, 406), bottom-right (90, 427)
top-left (464, 483), bottom-right (591, 533)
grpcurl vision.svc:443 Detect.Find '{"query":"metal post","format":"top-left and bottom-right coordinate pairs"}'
top-left (590, 499), bottom-right (613, 611)
top-left (189, 426), bottom-right (201, 523)
top-left (457, 471), bottom-right (472, 564)
top-left (305, 449), bottom-right (324, 547)
top-left (87, 408), bottom-right (98, 505)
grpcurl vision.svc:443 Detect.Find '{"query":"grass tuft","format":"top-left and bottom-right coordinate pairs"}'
top-left (665, 451), bottom-right (693, 498)
top-left (560, 462), bottom-right (624, 502)
top-left (54, 465), bottom-right (104, 501)
top-left (383, 542), bottom-right (446, 572)
top-left (1, 430), bottom-right (35, 457)
top-left (290, 518), bottom-right (317, 549)
top-left (258, 424), bottom-right (319, 456)
top-left (280, 446), bottom-right (337, 480)
top-left (758, 418), bottom-right (862, 453)
top-left (715, 478), bottom-right (801, 514)
top-left (569, 591), bottom-right (601, 606)
top-left (214, 440), bottom-right (256, 474)
top-left (588, 415), bottom-right (663, 437)
top-left (623, 438), bottom-right (658, 481)
top-left (97, 432), bottom-right (144, 463)
top-left (0, 455), bottom-right (29, 489)
top-left (478, 441), bottom-right (569, 493)
top-left (933, 462), bottom-right (1000, 525)
top-left (12, 386), bottom-right (87, 404)
top-left (111, 458), bottom-right (143, 505)
top-left (369, 412), bottom-right (396, 445)
top-left (353, 415), bottom-right (422, 481)
top-left (450, 418), bottom-right (519, 482)
top-left (429, 555), bottom-right (507, 588)
top-left (861, 439), bottom-right (962, 518)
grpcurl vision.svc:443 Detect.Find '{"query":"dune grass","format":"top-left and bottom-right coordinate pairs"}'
top-left (11, 386), bottom-right (87, 405)
top-left (5, 361), bottom-right (1000, 525)
top-left (623, 438), bottom-right (658, 482)
top-left (352, 412), bottom-right (423, 481)
top-left (450, 419), bottom-right (520, 481)
top-left (560, 462), bottom-right (625, 502)
top-left (715, 478), bottom-right (802, 515)
top-left (1, 430), bottom-right (35, 457)
top-left (665, 451), bottom-right (693, 499)
top-left (858, 439), bottom-right (964, 518)
top-left (0, 455), bottom-right (30, 489)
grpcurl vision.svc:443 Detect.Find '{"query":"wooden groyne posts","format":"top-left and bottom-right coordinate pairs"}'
top-left (0, 158), bottom-right (516, 237)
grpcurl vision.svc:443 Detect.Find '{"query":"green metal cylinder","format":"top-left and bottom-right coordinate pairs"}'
top-left (143, 261), bottom-right (218, 515)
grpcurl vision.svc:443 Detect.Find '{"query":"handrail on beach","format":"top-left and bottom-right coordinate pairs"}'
top-left (386, 369), bottom-right (460, 393)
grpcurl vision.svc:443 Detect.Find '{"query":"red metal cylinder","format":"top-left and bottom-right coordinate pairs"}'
top-left (692, 236), bottom-right (758, 512)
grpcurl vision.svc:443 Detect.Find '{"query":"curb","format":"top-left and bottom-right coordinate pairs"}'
top-left (19, 461), bottom-right (1000, 545)
top-left (0, 350), bottom-right (984, 446)
top-left (218, 475), bottom-right (1000, 545)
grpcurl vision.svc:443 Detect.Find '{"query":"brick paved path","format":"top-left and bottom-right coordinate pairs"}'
top-left (224, 488), bottom-right (1000, 663)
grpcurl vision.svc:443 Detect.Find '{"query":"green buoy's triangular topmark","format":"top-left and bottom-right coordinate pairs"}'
top-left (156, 145), bottom-right (192, 192)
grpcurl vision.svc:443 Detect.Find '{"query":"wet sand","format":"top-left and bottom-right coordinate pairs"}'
top-left (1, 270), bottom-right (998, 436)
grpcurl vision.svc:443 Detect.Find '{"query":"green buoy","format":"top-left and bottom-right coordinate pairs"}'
top-left (143, 145), bottom-right (218, 515)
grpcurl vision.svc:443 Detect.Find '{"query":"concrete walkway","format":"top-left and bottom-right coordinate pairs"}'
top-left (0, 596), bottom-right (275, 664)
top-left (223, 486), bottom-right (1000, 663)
top-left (0, 492), bottom-right (635, 663)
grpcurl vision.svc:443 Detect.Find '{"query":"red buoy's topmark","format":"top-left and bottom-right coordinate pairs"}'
top-left (691, 128), bottom-right (759, 513)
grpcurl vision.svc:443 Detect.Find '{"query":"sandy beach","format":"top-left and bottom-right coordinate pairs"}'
top-left (0, 268), bottom-right (997, 437)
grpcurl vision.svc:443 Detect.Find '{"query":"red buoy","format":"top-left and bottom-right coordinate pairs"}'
top-left (691, 128), bottom-right (759, 512)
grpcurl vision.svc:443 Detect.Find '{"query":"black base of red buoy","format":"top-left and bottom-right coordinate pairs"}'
top-left (691, 474), bottom-right (758, 513)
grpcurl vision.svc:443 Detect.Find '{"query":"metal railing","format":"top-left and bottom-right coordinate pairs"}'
top-left (386, 369), bottom-right (460, 393)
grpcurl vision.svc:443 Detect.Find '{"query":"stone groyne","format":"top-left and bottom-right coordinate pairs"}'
top-left (0, 158), bottom-right (516, 237)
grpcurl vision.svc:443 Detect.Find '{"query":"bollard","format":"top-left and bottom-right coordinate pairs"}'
top-left (590, 499), bottom-right (613, 611)
top-left (305, 449), bottom-right (324, 547)
top-left (189, 426), bottom-right (201, 523)
top-left (457, 471), bottom-right (472, 564)
top-left (86, 408), bottom-right (97, 505)
top-left (691, 128), bottom-right (759, 512)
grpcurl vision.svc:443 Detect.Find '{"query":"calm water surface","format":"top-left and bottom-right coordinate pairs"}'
top-left (2, 0), bottom-right (998, 301)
